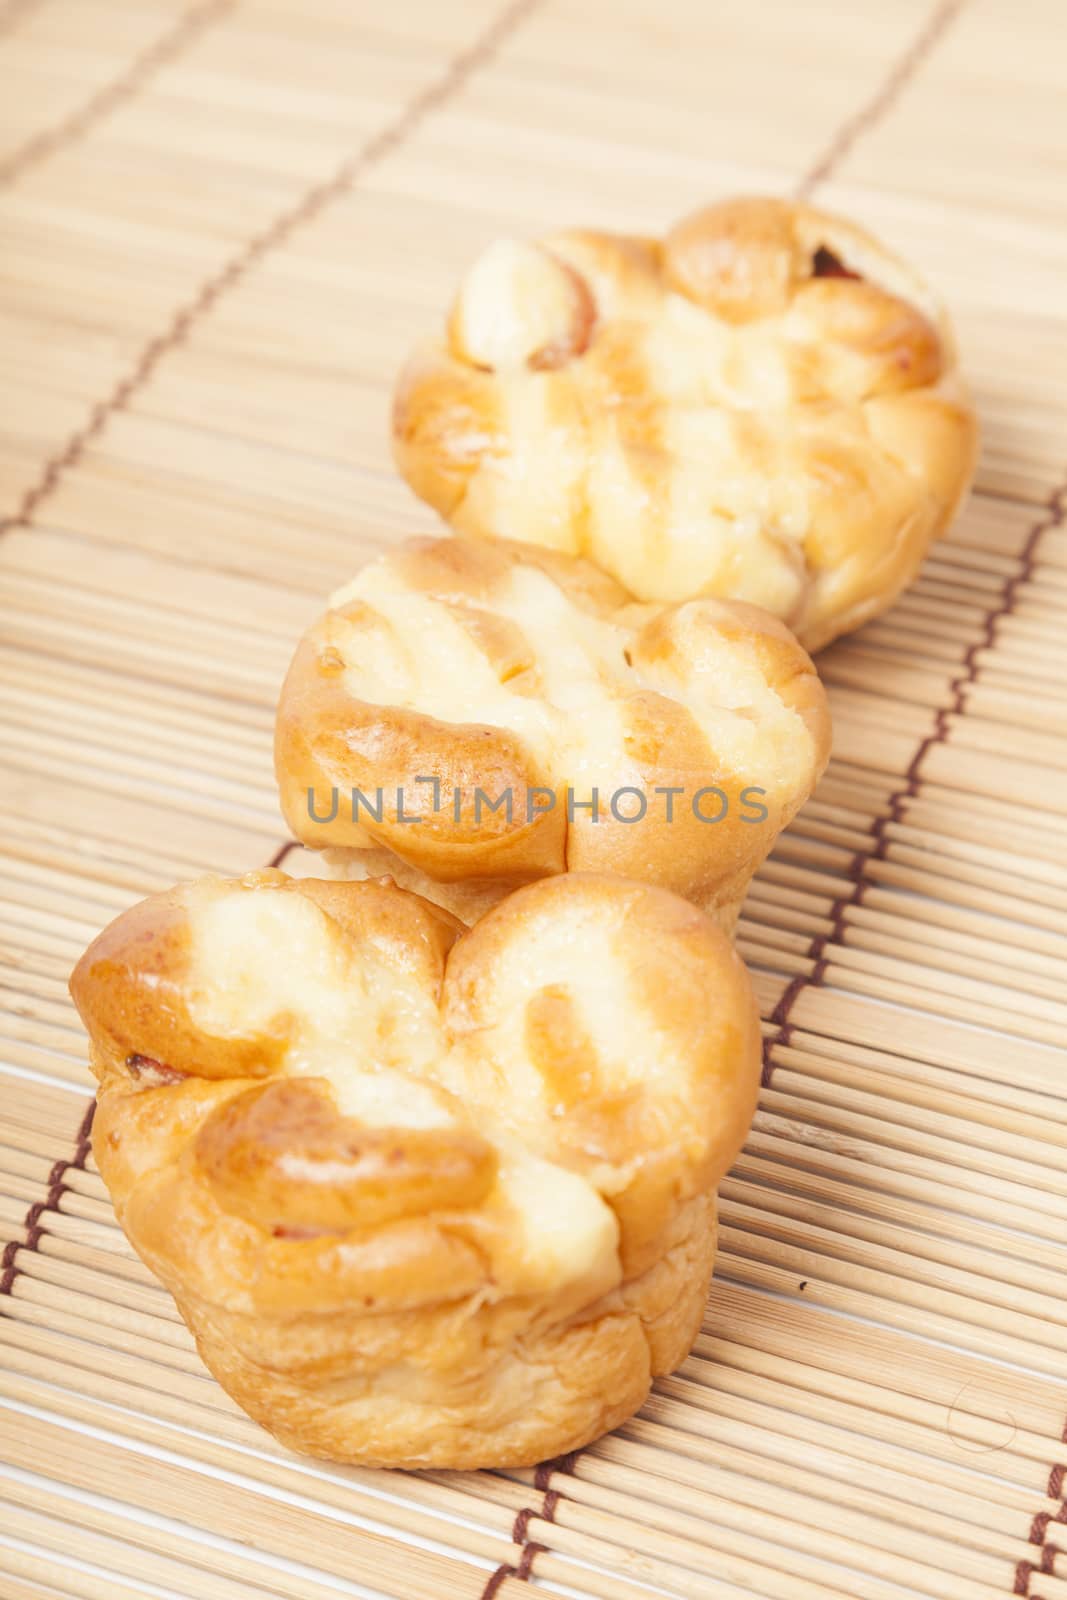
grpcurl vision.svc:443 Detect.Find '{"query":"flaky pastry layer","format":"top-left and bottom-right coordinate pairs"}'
top-left (393, 196), bottom-right (978, 651)
top-left (275, 534), bottom-right (830, 928)
top-left (70, 870), bottom-right (760, 1467)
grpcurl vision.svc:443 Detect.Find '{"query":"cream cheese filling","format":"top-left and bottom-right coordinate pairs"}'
top-left (184, 883), bottom-right (620, 1297)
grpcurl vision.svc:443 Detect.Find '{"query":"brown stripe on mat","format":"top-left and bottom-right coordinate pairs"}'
top-left (797, 0), bottom-right (967, 197)
top-left (478, 1453), bottom-right (577, 1599)
top-left (0, 0), bottom-right (235, 187)
top-left (881, 483), bottom-right (1065, 818)
top-left (0, 0), bottom-right (544, 539)
top-left (761, 478), bottom-right (1066, 1088)
top-left (0, 1099), bottom-right (95, 1299)
top-left (1018, 1034), bottom-right (1067, 1600)
top-left (1016, 1438), bottom-right (1067, 1595)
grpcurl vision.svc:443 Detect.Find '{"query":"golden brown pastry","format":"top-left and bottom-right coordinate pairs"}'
top-left (70, 869), bottom-right (760, 1468)
top-left (393, 196), bottom-right (978, 651)
top-left (275, 534), bottom-right (830, 930)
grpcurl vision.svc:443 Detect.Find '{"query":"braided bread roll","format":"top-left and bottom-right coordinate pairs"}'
top-left (393, 196), bottom-right (977, 652)
top-left (275, 534), bottom-right (830, 929)
top-left (70, 870), bottom-right (760, 1468)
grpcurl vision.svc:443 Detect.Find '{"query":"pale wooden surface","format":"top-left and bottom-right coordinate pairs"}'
top-left (1, 1), bottom-right (1066, 1597)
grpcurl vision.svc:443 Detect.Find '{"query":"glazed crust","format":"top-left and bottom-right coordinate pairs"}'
top-left (275, 534), bottom-right (830, 930)
top-left (70, 870), bottom-right (760, 1468)
top-left (392, 197), bottom-right (978, 651)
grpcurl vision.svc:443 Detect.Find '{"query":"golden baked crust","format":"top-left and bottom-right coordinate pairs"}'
top-left (392, 197), bottom-right (978, 651)
top-left (275, 534), bottom-right (830, 930)
top-left (70, 870), bottom-right (760, 1468)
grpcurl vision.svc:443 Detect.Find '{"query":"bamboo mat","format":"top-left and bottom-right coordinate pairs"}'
top-left (2, 0), bottom-right (1066, 1596)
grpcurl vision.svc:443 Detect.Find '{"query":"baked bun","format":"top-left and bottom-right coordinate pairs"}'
top-left (393, 197), bottom-right (978, 651)
top-left (274, 534), bottom-right (830, 929)
top-left (70, 870), bottom-right (760, 1468)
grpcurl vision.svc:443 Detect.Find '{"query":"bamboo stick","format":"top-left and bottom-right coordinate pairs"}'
top-left (532, 1492), bottom-right (1006, 1600)
top-left (0, 1499), bottom-right (291, 1600)
top-left (721, 1181), bottom-right (1067, 1300)
top-left (704, 1279), bottom-right (1067, 1441)
top-left (729, 1154), bottom-right (1067, 1285)
top-left (759, 1083), bottom-right (1067, 1195)
top-left (0, 1377), bottom-right (520, 1581)
top-left (518, 1452), bottom-right (1017, 1596)
top-left (744, 1124), bottom-right (1063, 1240)
top-left (717, 1245), bottom-right (1067, 1379)
top-left (769, 1037), bottom-right (1067, 1136)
